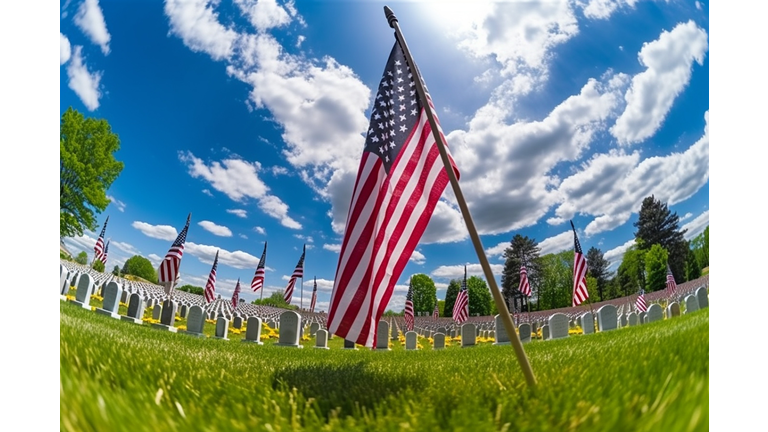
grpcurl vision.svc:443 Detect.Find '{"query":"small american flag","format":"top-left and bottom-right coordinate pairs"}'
top-left (251, 242), bottom-right (267, 292)
top-left (310, 276), bottom-right (318, 313)
top-left (666, 263), bottom-right (677, 295)
top-left (404, 279), bottom-right (414, 331)
top-left (570, 220), bottom-right (589, 306)
top-left (433, 298), bottom-right (439, 319)
top-left (158, 213), bottom-right (191, 295)
top-left (231, 278), bottom-right (241, 310)
top-left (283, 245), bottom-right (305, 304)
top-left (99, 240), bottom-right (109, 266)
top-left (519, 264), bottom-right (531, 297)
top-left (635, 289), bottom-right (648, 312)
top-left (93, 216), bottom-right (108, 263)
top-left (453, 265), bottom-right (469, 324)
top-left (204, 250), bottom-right (218, 303)
top-left (326, 40), bottom-right (459, 348)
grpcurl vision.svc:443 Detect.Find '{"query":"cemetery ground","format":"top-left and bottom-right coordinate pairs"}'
top-left (60, 297), bottom-right (708, 431)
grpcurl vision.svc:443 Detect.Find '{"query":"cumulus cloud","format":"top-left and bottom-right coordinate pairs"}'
top-left (410, 250), bottom-right (426, 265)
top-left (147, 253), bottom-right (163, 267)
top-left (164, 0), bottom-right (238, 60)
top-left (74, 0), bottom-right (111, 54)
top-left (604, 238), bottom-right (636, 268)
top-left (179, 151), bottom-right (301, 229)
top-left (234, 0), bottom-right (291, 32)
top-left (254, 226), bottom-right (266, 235)
top-left (551, 111), bottom-right (709, 236)
top-left (485, 241), bottom-right (509, 259)
top-left (185, 242), bottom-right (264, 269)
top-left (431, 263), bottom-right (504, 279)
top-left (611, 21), bottom-right (708, 144)
top-left (107, 195), bottom-right (126, 212)
top-left (538, 230), bottom-right (574, 255)
top-left (67, 46), bottom-right (102, 111)
top-left (239, 233), bottom-right (248, 239)
top-left (682, 209), bottom-right (709, 240)
top-left (323, 243), bottom-right (341, 253)
top-left (110, 240), bottom-right (140, 256)
top-left (202, 189), bottom-right (214, 197)
top-left (579, 0), bottom-right (639, 20)
top-left (62, 232), bottom-right (98, 256)
top-left (132, 221), bottom-right (178, 241)
top-left (680, 212), bottom-right (693, 221)
top-left (227, 209), bottom-right (247, 218)
top-left (198, 220), bottom-right (233, 237)
top-left (60, 33), bottom-right (71, 64)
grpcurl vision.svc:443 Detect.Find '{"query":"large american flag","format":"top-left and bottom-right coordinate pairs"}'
top-left (231, 278), bottom-right (241, 310)
top-left (326, 40), bottom-right (459, 347)
top-left (570, 220), bottom-right (589, 306)
top-left (99, 240), bottom-right (110, 266)
top-left (93, 216), bottom-right (109, 263)
top-left (433, 298), bottom-right (439, 319)
top-left (204, 250), bottom-right (218, 303)
top-left (666, 263), bottom-right (677, 295)
top-left (404, 279), bottom-right (414, 331)
top-left (158, 213), bottom-right (191, 295)
top-left (283, 245), bottom-right (305, 304)
top-left (519, 264), bottom-right (531, 297)
top-left (635, 289), bottom-right (648, 312)
top-left (310, 276), bottom-right (318, 313)
top-left (453, 266), bottom-right (469, 324)
top-left (251, 242), bottom-right (267, 292)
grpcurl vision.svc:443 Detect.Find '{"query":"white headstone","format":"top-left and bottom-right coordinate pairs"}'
top-left (597, 304), bottom-right (618, 332)
top-left (95, 281), bottom-right (122, 319)
top-left (627, 312), bottom-right (638, 326)
top-left (548, 313), bottom-right (569, 339)
top-left (541, 324), bottom-right (550, 340)
top-left (581, 312), bottom-right (595, 334)
top-left (461, 323), bottom-right (476, 347)
top-left (214, 317), bottom-right (229, 340)
top-left (151, 300), bottom-right (178, 333)
top-left (181, 305), bottom-right (206, 337)
top-left (518, 323), bottom-right (531, 343)
top-left (685, 295), bottom-right (699, 314)
top-left (71, 273), bottom-right (94, 309)
top-left (433, 333), bottom-right (445, 349)
top-left (493, 314), bottom-right (510, 345)
top-left (376, 320), bottom-right (391, 350)
top-left (695, 286), bottom-right (708, 309)
top-left (243, 316), bottom-right (264, 344)
top-left (121, 293), bottom-right (146, 324)
top-left (309, 322), bottom-right (320, 337)
top-left (275, 311), bottom-right (303, 348)
top-left (667, 301), bottom-right (681, 318)
top-left (405, 331), bottom-right (418, 350)
top-left (314, 329), bottom-right (329, 349)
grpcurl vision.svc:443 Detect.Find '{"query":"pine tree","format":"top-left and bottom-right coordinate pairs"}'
top-left (586, 247), bottom-right (610, 301)
top-left (500, 235), bottom-right (542, 309)
top-left (633, 195), bottom-right (687, 283)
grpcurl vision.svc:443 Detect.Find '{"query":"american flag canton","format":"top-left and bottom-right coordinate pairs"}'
top-left (573, 228), bottom-right (583, 255)
top-left (363, 44), bottom-right (423, 173)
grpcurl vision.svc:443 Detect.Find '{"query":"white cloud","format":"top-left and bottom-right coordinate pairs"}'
top-left (579, 0), bottom-right (639, 20)
top-left (60, 33), bottom-right (71, 65)
top-left (234, 0), bottom-right (291, 32)
top-left (695, 1), bottom-right (702, 10)
top-left (680, 212), bottom-right (693, 221)
top-left (67, 46), bottom-right (102, 111)
top-left (239, 233), bottom-right (248, 239)
top-left (538, 231), bottom-right (574, 255)
top-left (611, 21), bottom-right (708, 145)
top-left (62, 232), bottom-right (98, 256)
top-left (164, 0), bottom-right (238, 60)
top-left (106, 195), bottom-right (126, 212)
top-left (110, 241), bottom-right (139, 256)
top-left (682, 210), bottom-right (709, 240)
top-left (132, 221), bottom-right (178, 241)
top-left (551, 111), bottom-right (709, 236)
top-left (179, 151), bottom-right (301, 229)
top-left (202, 189), bottom-right (214, 197)
top-left (254, 226), bottom-right (266, 235)
top-left (198, 220), bottom-right (233, 237)
top-left (293, 234), bottom-right (313, 243)
top-left (147, 253), bottom-right (163, 267)
top-left (227, 209), bottom-right (247, 218)
top-left (604, 238), bottom-right (636, 269)
top-left (271, 166), bottom-right (288, 176)
top-left (430, 263), bottom-right (504, 279)
top-left (185, 242), bottom-right (263, 269)
top-left (296, 35), bottom-right (305, 48)
top-left (323, 243), bottom-right (341, 253)
top-left (485, 241), bottom-right (508, 259)
top-left (409, 250), bottom-right (426, 265)
top-left (74, 0), bottom-right (111, 55)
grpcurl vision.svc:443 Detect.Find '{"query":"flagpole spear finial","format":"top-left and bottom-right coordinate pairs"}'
top-left (383, 6), bottom-right (397, 28)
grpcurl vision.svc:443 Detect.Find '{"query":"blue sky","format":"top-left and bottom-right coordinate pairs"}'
top-left (58, 0), bottom-right (709, 312)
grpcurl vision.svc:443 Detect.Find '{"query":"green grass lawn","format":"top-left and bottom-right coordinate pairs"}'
top-left (60, 300), bottom-right (708, 431)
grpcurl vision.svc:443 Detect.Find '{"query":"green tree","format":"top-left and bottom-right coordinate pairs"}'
top-left (586, 247), bottom-right (610, 301)
top-left (252, 292), bottom-right (298, 310)
top-left (75, 251), bottom-right (88, 265)
top-left (409, 274), bottom-right (437, 314)
top-left (633, 196), bottom-right (687, 284)
top-left (437, 300), bottom-right (445, 317)
top-left (691, 226), bottom-right (709, 270)
top-left (177, 284), bottom-right (205, 296)
top-left (644, 244), bottom-right (669, 292)
top-left (685, 246), bottom-right (702, 281)
top-left (617, 245), bottom-right (646, 297)
top-left (92, 260), bottom-right (105, 272)
top-left (443, 279), bottom-right (460, 319)
top-left (467, 276), bottom-right (493, 316)
top-left (586, 275), bottom-right (599, 302)
top-left (112, 265), bottom-right (121, 277)
top-left (60, 107), bottom-right (124, 238)
top-left (121, 255), bottom-right (158, 284)
top-left (500, 234), bottom-right (543, 309)
top-left (537, 250), bottom-right (574, 310)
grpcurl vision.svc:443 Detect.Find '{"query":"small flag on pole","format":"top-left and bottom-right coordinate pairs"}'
top-left (158, 213), bottom-right (191, 296)
top-left (666, 263), bottom-right (677, 295)
top-left (433, 298), bottom-right (439, 319)
top-left (231, 278), bottom-right (241, 310)
top-left (519, 263), bottom-right (531, 297)
top-left (453, 265), bottom-right (469, 324)
top-left (635, 289), bottom-right (647, 312)
top-left (570, 220), bottom-right (589, 306)
top-left (100, 240), bottom-right (109, 266)
top-left (204, 250), bottom-right (218, 303)
top-left (283, 245), bottom-right (305, 304)
top-left (251, 242), bottom-right (267, 292)
top-left (404, 279), bottom-right (414, 331)
top-left (93, 216), bottom-right (109, 263)
top-left (310, 277), bottom-right (318, 313)
top-left (325, 38), bottom-right (459, 348)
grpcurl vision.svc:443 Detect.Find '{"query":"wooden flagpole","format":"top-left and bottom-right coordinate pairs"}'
top-left (384, 5), bottom-right (536, 388)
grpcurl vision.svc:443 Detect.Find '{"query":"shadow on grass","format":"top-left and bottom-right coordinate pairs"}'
top-left (272, 361), bottom-right (425, 417)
